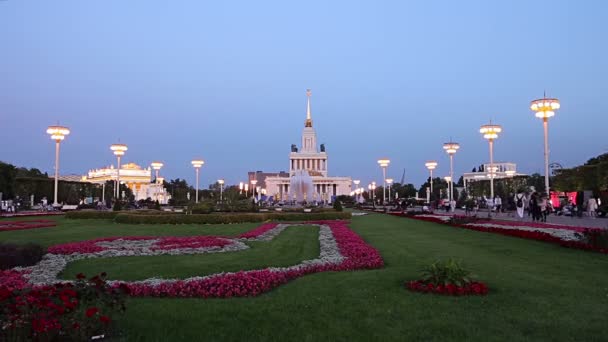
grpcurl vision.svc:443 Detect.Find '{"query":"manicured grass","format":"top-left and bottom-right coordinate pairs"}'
top-left (0, 217), bottom-right (258, 248)
top-left (3, 214), bottom-right (608, 341)
top-left (61, 225), bottom-right (320, 281)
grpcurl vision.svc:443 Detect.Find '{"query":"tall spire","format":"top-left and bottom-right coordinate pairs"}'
top-left (305, 89), bottom-right (312, 127)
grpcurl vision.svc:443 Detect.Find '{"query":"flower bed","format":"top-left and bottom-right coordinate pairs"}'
top-left (0, 273), bottom-right (128, 340)
top-left (47, 236), bottom-right (234, 255)
top-left (10, 221), bottom-right (384, 298)
top-left (393, 213), bottom-right (608, 255)
top-left (119, 221), bottom-right (384, 298)
top-left (0, 220), bottom-right (57, 232)
top-left (406, 280), bottom-right (488, 296)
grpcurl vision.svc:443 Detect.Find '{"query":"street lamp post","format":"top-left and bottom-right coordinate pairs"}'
top-left (151, 162), bottom-right (163, 182)
top-left (110, 143), bottom-right (128, 199)
top-left (377, 159), bottom-right (390, 205)
top-left (191, 159), bottom-right (205, 203)
top-left (151, 161), bottom-right (163, 202)
top-left (480, 123), bottom-right (502, 201)
top-left (443, 142), bottom-right (460, 212)
top-left (353, 179), bottom-right (360, 202)
top-left (386, 178), bottom-right (394, 203)
top-left (46, 125), bottom-right (70, 206)
top-left (218, 179), bottom-right (225, 202)
top-left (251, 180), bottom-right (258, 199)
top-left (424, 161), bottom-right (438, 201)
top-left (531, 96), bottom-right (560, 194)
top-left (444, 176), bottom-right (452, 206)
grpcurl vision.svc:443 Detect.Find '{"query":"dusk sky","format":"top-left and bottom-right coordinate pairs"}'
top-left (1, 1), bottom-right (606, 188)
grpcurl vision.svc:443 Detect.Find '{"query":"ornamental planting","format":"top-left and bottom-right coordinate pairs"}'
top-left (5, 220), bottom-right (384, 298)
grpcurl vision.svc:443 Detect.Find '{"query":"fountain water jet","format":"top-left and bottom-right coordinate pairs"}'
top-left (290, 170), bottom-right (314, 203)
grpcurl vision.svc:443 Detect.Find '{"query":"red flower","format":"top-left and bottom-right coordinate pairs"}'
top-left (85, 307), bottom-right (99, 317)
top-left (99, 315), bottom-right (111, 324)
top-left (76, 273), bottom-right (86, 280)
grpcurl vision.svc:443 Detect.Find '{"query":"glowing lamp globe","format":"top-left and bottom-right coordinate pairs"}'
top-left (377, 159), bottom-right (390, 168)
top-left (443, 142), bottom-right (460, 155)
top-left (47, 126), bottom-right (70, 142)
top-left (531, 98), bottom-right (560, 119)
top-left (480, 124), bottom-right (502, 140)
top-left (425, 161), bottom-right (438, 170)
top-left (218, 179), bottom-right (225, 185)
top-left (110, 143), bottom-right (128, 156)
top-left (151, 162), bottom-right (164, 170)
top-left (191, 159), bottom-right (205, 168)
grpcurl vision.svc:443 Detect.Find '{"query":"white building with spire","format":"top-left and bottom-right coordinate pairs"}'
top-left (264, 90), bottom-right (352, 202)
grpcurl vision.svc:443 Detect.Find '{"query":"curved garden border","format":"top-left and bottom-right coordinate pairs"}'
top-left (8, 220), bottom-right (384, 298)
top-left (390, 213), bottom-right (608, 254)
top-left (0, 220), bottom-right (57, 232)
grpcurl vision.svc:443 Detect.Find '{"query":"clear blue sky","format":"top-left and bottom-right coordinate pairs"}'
top-left (1, 0), bottom-right (606, 188)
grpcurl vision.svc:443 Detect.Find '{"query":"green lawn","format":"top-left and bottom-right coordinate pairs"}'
top-left (61, 225), bottom-right (320, 281)
top-left (0, 217), bottom-right (258, 247)
top-left (2, 214), bottom-right (608, 341)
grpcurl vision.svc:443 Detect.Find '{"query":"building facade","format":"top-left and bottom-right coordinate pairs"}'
top-left (462, 162), bottom-right (526, 191)
top-left (265, 90), bottom-right (352, 202)
top-left (86, 163), bottom-right (171, 204)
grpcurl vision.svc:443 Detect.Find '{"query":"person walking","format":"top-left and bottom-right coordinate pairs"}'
top-left (515, 192), bottom-right (526, 220)
top-left (587, 197), bottom-right (598, 218)
top-left (494, 195), bottom-right (502, 215)
top-left (539, 194), bottom-right (548, 222)
top-left (530, 192), bottom-right (540, 222)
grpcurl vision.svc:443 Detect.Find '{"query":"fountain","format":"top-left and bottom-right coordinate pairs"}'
top-left (289, 170), bottom-right (314, 203)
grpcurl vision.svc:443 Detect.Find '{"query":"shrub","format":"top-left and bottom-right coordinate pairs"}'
top-left (578, 229), bottom-right (608, 249)
top-left (449, 215), bottom-right (484, 225)
top-left (114, 211), bottom-right (352, 224)
top-left (65, 211), bottom-right (119, 220)
top-left (333, 200), bottom-right (343, 212)
top-left (191, 200), bottom-right (216, 214)
top-left (420, 259), bottom-right (474, 287)
top-left (0, 273), bottom-right (128, 341)
top-left (112, 200), bottom-right (123, 212)
top-left (0, 243), bottom-right (45, 270)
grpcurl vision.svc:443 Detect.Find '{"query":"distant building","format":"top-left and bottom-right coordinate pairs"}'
top-left (462, 162), bottom-right (526, 190)
top-left (248, 171), bottom-right (289, 189)
top-left (85, 163), bottom-right (171, 203)
top-left (264, 90), bottom-right (352, 201)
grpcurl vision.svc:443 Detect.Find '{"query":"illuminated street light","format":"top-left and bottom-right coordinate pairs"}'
top-left (386, 178), bottom-right (394, 203)
top-left (251, 179), bottom-right (258, 199)
top-left (218, 179), bottom-right (225, 202)
top-left (531, 96), bottom-right (560, 194)
top-left (443, 141), bottom-right (460, 212)
top-left (46, 125), bottom-right (70, 206)
top-left (480, 123), bottom-right (502, 200)
top-left (377, 159), bottom-right (390, 205)
top-left (191, 159), bottom-right (205, 203)
top-left (110, 143), bottom-right (128, 199)
top-left (425, 161), bottom-right (438, 199)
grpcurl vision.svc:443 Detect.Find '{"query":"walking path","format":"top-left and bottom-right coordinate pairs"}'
top-left (449, 208), bottom-right (608, 229)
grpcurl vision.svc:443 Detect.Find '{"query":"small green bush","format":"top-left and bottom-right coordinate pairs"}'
top-left (420, 259), bottom-right (474, 287)
top-left (0, 243), bottom-right (45, 270)
top-left (578, 229), bottom-right (608, 249)
top-left (113, 200), bottom-right (123, 211)
top-left (114, 211), bottom-right (351, 225)
top-left (333, 200), bottom-right (343, 212)
top-left (191, 200), bottom-right (216, 214)
top-left (65, 211), bottom-right (119, 220)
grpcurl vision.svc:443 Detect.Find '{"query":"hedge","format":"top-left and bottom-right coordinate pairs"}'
top-left (65, 211), bottom-right (120, 220)
top-left (114, 212), bottom-right (352, 225)
top-left (1, 243), bottom-right (45, 270)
